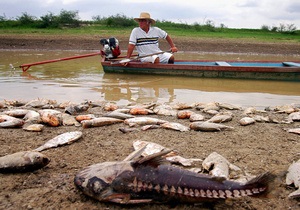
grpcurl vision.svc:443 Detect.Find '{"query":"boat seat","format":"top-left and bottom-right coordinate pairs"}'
top-left (215, 61), bottom-right (231, 66)
top-left (282, 62), bottom-right (300, 67)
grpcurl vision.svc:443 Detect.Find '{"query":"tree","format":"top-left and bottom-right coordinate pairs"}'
top-left (57, 10), bottom-right (80, 27)
top-left (16, 12), bottom-right (36, 26)
top-left (40, 12), bottom-right (59, 28)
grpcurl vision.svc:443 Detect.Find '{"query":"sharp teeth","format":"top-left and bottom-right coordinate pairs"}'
top-left (259, 187), bottom-right (266, 192)
top-left (240, 190), bottom-right (247, 196)
top-left (246, 189), bottom-right (253, 195)
top-left (133, 177), bottom-right (137, 188)
top-left (154, 184), bottom-right (160, 193)
top-left (137, 181), bottom-right (143, 192)
top-left (195, 189), bottom-right (200, 197)
top-left (252, 188), bottom-right (259, 194)
top-left (218, 190), bottom-right (226, 198)
top-left (212, 190), bottom-right (219, 198)
top-left (162, 185), bottom-right (169, 195)
top-left (189, 189), bottom-right (195, 197)
top-left (170, 186), bottom-right (176, 195)
top-left (233, 190), bottom-right (241, 197)
top-left (206, 190), bottom-right (213, 198)
top-left (147, 183), bottom-right (153, 190)
top-left (225, 190), bottom-right (233, 198)
top-left (200, 189), bottom-right (206, 197)
top-left (184, 188), bottom-right (189, 196)
top-left (177, 187), bottom-right (183, 194)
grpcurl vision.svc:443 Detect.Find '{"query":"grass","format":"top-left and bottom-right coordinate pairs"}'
top-left (0, 25), bottom-right (299, 43)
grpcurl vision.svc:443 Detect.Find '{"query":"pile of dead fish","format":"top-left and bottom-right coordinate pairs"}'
top-left (1, 98), bottom-right (300, 201)
top-left (0, 98), bottom-right (300, 134)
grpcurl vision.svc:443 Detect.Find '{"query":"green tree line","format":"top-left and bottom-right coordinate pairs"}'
top-left (0, 10), bottom-right (298, 34)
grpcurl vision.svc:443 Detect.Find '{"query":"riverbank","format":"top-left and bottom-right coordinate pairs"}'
top-left (1, 34), bottom-right (300, 55)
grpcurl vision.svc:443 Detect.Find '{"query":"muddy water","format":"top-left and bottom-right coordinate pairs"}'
top-left (0, 50), bottom-right (300, 108)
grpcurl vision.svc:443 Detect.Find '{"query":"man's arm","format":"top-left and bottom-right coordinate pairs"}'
top-left (126, 44), bottom-right (135, 58)
top-left (166, 35), bottom-right (178, 53)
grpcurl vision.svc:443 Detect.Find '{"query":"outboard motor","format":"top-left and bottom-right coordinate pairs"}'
top-left (100, 37), bottom-right (121, 59)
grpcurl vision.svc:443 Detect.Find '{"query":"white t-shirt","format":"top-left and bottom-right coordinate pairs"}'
top-left (129, 27), bottom-right (168, 57)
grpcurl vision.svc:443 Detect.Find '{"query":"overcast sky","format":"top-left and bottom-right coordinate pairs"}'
top-left (1, 0), bottom-right (300, 29)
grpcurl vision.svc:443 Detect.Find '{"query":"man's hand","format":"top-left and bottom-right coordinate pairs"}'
top-left (170, 46), bottom-right (178, 53)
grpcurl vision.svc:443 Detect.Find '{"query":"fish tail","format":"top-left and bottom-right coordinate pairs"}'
top-left (243, 172), bottom-right (275, 197)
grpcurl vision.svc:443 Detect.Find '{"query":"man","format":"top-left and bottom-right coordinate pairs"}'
top-left (126, 12), bottom-right (178, 64)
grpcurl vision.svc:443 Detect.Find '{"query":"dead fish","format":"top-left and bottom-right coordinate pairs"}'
top-left (287, 112), bottom-right (300, 122)
top-left (196, 102), bottom-right (219, 112)
top-left (141, 124), bottom-right (161, 131)
top-left (75, 114), bottom-right (96, 122)
top-left (129, 107), bottom-right (154, 115)
top-left (124, 117), bottom-right (168, 127)
top-left (0, 101), bottom-right (5, 108)
top-left (23, 110), bottom-right (41, 124)
top-left (160, 122), bottom-right (190, 132)
top-left (74, 149), bottom-right (273, 204)
top-left (252, 115), bottom-right (270, 123)
top-left (133, 140), bottom-right (201, 166)
top-left (0, 114), bottom-right (24, 128)
top-left (39, 109), bottom-right (62, 127)
top-left (153, 105), bottom-right (177, 116)
top-left (34, 131), bottom-right (83, 152)
top-left (82, 117), bottom-right (123, 128)
top-left (202, 152), bottom-right (241, 179)
top-left (204, 110), bottom-right (219, 115)
top-left (65, 104), bottom-right (89, 115)
top-left (189, 113), bottom-right (205, 122)
top-left (243, 107), bottom-right (266, 116)
top-left (119, 127), bottom-right (139, 133)
top-left (62, 113), bottom-right (81, 126)
top-left (3, 109), bottom-right (29, 118)
top-left (0, 151), bottom-right (50, 173)
top-left (207, 112), bottom-right (233, 123)
top-left (177, 110), bottom-right (194, 119)
top-left (25, 98), bottom-right (57, 108)
top-left (171, 103), bottom-right (194, 110)
top-left (104, 102), bottom-right (118, 111)
top-left (104, 111), bottom-right (135, 120)
top-left (274, 104), bottom-right (297, 114)
top-left (286, 159), bottom-right (300, 198)
top-left (23, 124), bottom-right (44, 132)
top-left (190, 121), bottom-right (234, 132)
top-left (239, 117), bottom-right (256, 126)
top-left (287, 128), bottom-right (300, 135)
top-left (218, 103), bottom-right (241, 110)
top-left (243, 107), bottom-right (257, 115)
top-left (3, 99), bottom-right (28, 107)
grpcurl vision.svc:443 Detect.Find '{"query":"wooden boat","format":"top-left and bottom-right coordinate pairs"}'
top-left (101, 60), bottom-right (300, 81)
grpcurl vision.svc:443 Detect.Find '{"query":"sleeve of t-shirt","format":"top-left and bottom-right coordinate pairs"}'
top-left (155, 27), bottom-right (168, 39)
top-left (129, 28), bottom-right (137, 45)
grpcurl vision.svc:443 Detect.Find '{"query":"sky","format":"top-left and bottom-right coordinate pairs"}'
top-left (1, 0), bottom-right (300, 29)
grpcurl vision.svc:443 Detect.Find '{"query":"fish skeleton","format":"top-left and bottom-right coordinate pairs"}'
top-left (0, 151), bottom-right (50, 173)
top-left (74, 149), bottom-right (272, 204)
top-left (34, 131), bottom-right (82, 152)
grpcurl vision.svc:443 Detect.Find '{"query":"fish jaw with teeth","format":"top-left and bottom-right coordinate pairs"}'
top-left (74, 150), bottom-right (273, 204)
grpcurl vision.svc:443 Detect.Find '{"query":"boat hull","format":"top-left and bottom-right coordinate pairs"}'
top-left (101, 60), bottom-right (300, 81)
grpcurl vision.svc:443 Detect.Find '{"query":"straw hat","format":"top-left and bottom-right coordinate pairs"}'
top-left (134, 12), bottom-right (155, 25)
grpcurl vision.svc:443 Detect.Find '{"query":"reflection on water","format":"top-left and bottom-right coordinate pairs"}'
top-left (0, 50), bottom-right (300, 108)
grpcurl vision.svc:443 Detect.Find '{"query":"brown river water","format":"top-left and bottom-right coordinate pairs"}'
top-left (1, 50), bottom-right (300, 108)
